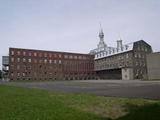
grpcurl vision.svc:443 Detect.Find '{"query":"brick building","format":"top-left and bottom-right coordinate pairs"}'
top-left (2, 27), bottom-right (156, 81)
top-left (8, 48), bottom-right (95, 81)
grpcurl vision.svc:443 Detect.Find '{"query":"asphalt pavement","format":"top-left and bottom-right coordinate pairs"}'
top-left (1, 80), bottom-right (160, 100)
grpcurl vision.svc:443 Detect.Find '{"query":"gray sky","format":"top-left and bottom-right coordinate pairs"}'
top-left (0, 0), bottom-right (160, 69)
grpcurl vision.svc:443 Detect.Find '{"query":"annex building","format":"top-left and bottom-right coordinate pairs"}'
top-left (2, 27), bottom-right (156, 81)
top-left (90, 28), bottom-right (152, 80)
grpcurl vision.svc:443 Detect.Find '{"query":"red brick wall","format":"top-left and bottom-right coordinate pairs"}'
top-left (9, 48), bottom-right (95, 81)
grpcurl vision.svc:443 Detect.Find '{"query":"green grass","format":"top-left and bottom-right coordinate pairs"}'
top-left (0, 85), bottom-right (160, 120)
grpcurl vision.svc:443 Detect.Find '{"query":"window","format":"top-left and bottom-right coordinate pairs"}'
top-left (23, 58), bottom-right (26, 62)
top-left (23, 51), bottom-right (26, 56)
top-left (17, 51), bottom-right (20, 55)
top-left (125, 45), bottom-right (128, 50)
top-left (28, 66), bottom-right (31, 69)
top-left (44, 53), bottom-right (47, 57)
top-left (59, 60), bottom-right (62, 64)
top-left (29, 52), bottom-right (32, 56)
top-left (34, 59), bottom-right (37, 63)
top-left (39, 53), bottom-right (42, 57)
top-left (106, 52), bottom-right (108, 56)
top-left (74, 56), bottom-right (77, 59)
top-left (11, 57), bottom-right (14, 62)
top-left (139, 61), bottom-right (142, 66)
top-left (64, 55), bottom-right (68, 59)
top-left (49, 59), bottom-right (52, 64)
top-left (49, 53), bottom-right (52, 58)
top-left (11, 51), bottom-right (14, 55)
top-left (126, 53), bottom-right (129, 58)
top-left (22, 72), bottom-right (26, 77)
top-left (17, 65), bottom-right (20, 70)
top-left (10, 65), bottom-right (14, 69)
top-left (69, 55), bottom-right (73, 59)
top-left (143, 62), bottom-right (145, 67)
top-left (17, 72), bottom-right (20, 77)
top-left (54, 60), bottom-right (57, 64)
top-left (44, 59), bottom-right (47, 63)
top-left (11, 72), bottom-right (14, 76)
top-left (78, 56), bottom-right (82, 59)
top-left (34, 52), bottom-right (37, 56)
top-left (134, 54), bottom-right (137, 58)
top-left (28, 58), bottom-right (31, 63)
top-left (17, 58), bottom-right (20, 62)
top-left (59, 54), bottom-right (61, 58)
top-left (39, 59), bottom-right (42, 63)
top-left (145, 47), bottom-right (148, 52)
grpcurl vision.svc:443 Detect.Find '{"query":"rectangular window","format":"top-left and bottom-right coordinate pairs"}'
top-left (17, 65), bottom-right (20, 70)
top-left (44, 59), bottom-right (47, 63)
top-left (126, 53), bottom-right (129, 58)
top-left (17, 72), bottom-right (20, 77)
top-left (39, 59), bottom-right (42, 63)
top-left (34, 59), bottom-right (37, 63)
top-left (49, 59), bottom-right (52, 64)
top-left (23, 58), bottom-right (26, 62)
top-left (17, 58), bottom-right (20, 62)
top-left (39, 53), bottom-right (42, 57)
top-left (34, 52), bottom-right (37, 57)
top-left (29, 52), bottom-right (32, 56)
top-left (23, 51), bottom-right (26, 56)
top-left (11, 51), bottom-right (14, 55)
top-left (22, 72), bottom-right (26, 77)
top-left (17, 51), bottom-right (20, 55)
top-left (69, 55), bottom-right (73, 59)
top-left (49, 53), bottom-right (52, 58)
top-left (64, 55), bottom-right (68, 59)
top-left (78, 56), bottom-right (81, 59)
top-left (74, 56), bottom-right (77, 59)
top-left (54, 60), bottom-right (57, 64)
top-left (58, 54), bottom-right (61, 58)
top-left (54, 54), bottom-right (57, 58)
top-left (11, 72), bottom-right (14, 76)
top-left (59, 60), bottom-right (62, 64)
top-left (11, 57), bottom-right (14, 62)
top-left (28, 58), bottom-right (31, 63)
top-left (44, 53), bottom-right (47, 57)
top-left (134, 54), bottom-right (137, 58)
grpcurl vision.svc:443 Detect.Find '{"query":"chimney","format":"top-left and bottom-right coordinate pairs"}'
top-left (117, 40), bottom-right (123, 50)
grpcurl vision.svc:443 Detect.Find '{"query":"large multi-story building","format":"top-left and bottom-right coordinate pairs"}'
top-left (2, 27), bottom-right (154, 81)
top-left (90, 28), bottom-right (152, 80)
top-left (8, 48), bottom-right (95, 81)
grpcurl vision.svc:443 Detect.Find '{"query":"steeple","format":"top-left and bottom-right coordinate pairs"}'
top-left (99, 23), bottom-right (104, 41)
top-left (97, 24), bottom-right (107, 49)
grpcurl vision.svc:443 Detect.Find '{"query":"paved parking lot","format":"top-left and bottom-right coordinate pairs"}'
top-left (1, 80), bottom-right (160, 100)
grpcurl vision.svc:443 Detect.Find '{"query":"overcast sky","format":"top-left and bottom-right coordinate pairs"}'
top-left (0, 0), bottom-right (160, 69)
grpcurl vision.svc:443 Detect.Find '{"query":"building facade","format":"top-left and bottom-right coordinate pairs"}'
top-left (2, 27), bottom-right (155, 81)
top-left (90, 28), bottom-right (152, 80)
top-left (146, 52), bottom-right (160, 80)
top-left (8, 48), bottom-right (95, 81)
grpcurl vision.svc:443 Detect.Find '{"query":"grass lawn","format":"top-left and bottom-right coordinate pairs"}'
top-left (0, 85), bottom-right (160, 120)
